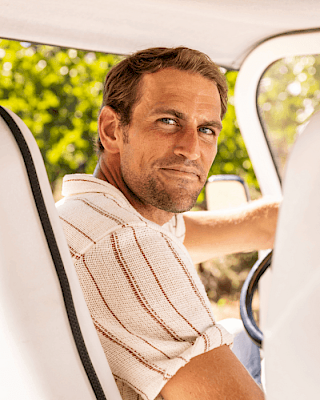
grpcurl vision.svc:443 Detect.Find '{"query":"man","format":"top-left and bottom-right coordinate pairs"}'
top-left (57, 47), bottom-right (277, 399)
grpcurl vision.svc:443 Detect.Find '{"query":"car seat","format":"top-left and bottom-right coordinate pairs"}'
top-left (264, 111), bottom-right (320, 398)
top-left (0, 106), bottom-right (122, 400)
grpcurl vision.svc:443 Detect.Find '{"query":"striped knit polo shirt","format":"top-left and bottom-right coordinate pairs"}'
top-left (56, 174), bottom-right (233, 400)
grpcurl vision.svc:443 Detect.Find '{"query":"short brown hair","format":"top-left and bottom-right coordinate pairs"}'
top-left (98, 46), bottom-right (228, 152)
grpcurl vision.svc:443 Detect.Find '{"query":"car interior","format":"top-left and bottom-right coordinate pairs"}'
top-left (1, 1), bottom-right (320, 398)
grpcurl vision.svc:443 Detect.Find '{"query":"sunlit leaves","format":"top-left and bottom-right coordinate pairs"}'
top-left (257, 55), bottom-right (320, 177)
top-left (0, 39), bottom-right (121, 189)
top-left (0, 38), bottom-right (258, 199)
top-left (208, 70), bottom-right (259, 198)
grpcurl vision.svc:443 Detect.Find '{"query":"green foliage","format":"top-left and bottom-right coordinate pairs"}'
top-left (0, 39), bottom-right (121, 189)
top-left (210, 71), bottom-right (258, 190)
top-left (4, 39), bottom-right (320, 308)
top-left (258, 55), bottom-right (320, 178)
top-left (0, 39), bottom-right (257, 198)
top-left (197, 251), bottom-right (258, 303)
top-left (196, 70), bottom-right (260, 205)
top-left (3, 40), bottom-right (320, 206)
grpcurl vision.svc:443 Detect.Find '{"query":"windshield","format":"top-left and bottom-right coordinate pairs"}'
top-left (257, 55), bottom-right (320, 181)
top-left (0, 38), bottom-right (259, 202)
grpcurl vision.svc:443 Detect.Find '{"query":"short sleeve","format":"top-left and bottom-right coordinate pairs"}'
top-left (73, 224), bottom-right (233, 400)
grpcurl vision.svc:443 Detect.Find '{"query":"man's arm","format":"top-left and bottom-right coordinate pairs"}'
top-left (161, 344), bottom-right (264, 400)
top-left (183, 197), bottom-right (280, 264)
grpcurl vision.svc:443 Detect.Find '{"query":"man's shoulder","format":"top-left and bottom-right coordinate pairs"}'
top-left (56, 174), bottom-right (146, 250)
top-left (57, 190), bottom-right (143, 227)
top-left (56, 174), bottom-right (186, 255)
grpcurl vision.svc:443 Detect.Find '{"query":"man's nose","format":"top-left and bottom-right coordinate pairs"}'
top-left (173, 126), bottom-right (200, 160)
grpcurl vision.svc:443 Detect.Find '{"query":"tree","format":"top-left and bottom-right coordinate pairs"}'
top-left (0, 39), bottom-right (121, 193)
top-left (210, 71), bottom-right (258, 189)
top-left (0, 39), bottom-right (258, 200)
top-left (258, 55), bottom-right (320, 179)
top-left (3, 39), bottom-right (319, 310)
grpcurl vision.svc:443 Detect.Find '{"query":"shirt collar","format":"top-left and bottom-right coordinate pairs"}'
top-left (61, 174), bottom-right (185, 237)
top-left (62, 174), bottom-right (130, 206)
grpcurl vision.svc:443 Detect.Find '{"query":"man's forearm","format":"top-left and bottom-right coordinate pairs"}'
top-left (183, 197), bottom-right (280, 264)
top-left (161, 345), bottom-right (265, 400)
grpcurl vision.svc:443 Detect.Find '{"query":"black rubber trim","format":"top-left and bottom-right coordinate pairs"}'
top-left (0, 106), bottom-right (108, 400)
top-left (240, 250), bottom-right (273, 348)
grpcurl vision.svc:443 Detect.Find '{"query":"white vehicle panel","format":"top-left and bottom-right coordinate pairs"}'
top-left (0, 0), bottom-right (320, 68)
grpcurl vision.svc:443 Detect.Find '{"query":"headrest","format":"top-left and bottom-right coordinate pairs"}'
top-left (0, 106), bottom-right (122, 400)
top-left (264, 111), bottom-right (320, 399)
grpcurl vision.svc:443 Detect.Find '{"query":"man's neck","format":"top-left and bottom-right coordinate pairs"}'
top-left (93, 162), bottom-right (174, 226)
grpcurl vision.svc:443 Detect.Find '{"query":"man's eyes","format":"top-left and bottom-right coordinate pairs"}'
top-left (158, 118), bottom-right (218, 136)
top-left (159, 117), bottom-right (177, 125)
top-left (199, 126), bottom-right (216, 136)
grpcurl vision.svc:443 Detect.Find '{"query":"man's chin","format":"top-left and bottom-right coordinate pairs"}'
top-left (154, 196), bottom-right (198, 214)
top-left (152, 185), bottom-right (203, 213)
top-left (124, 175), bottom-right (202, 214)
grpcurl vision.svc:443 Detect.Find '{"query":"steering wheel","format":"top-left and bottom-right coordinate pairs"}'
top-left (240, 250), bottom-right (273, 348)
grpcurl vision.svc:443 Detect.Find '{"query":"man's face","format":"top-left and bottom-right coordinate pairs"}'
top-left (118, 68), bottom-right (222, 214)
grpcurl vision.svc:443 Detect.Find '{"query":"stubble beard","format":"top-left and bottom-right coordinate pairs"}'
top-left (143, 176), bottom-right (201, 213)
top-left (121, 165), bottom-right (203, 214)
top-left (119, 125), bottom-right (205, 213)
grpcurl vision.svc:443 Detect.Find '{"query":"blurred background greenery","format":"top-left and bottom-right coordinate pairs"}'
top-left (0, 39), bottom-right (259, 200)
top-left (1, 39), bottom-right (320, 319)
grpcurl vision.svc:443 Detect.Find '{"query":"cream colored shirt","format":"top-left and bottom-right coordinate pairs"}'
top-left (57, 174), bottom-right (233, 400)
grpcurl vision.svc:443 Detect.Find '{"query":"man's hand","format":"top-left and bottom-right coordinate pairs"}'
top-left (183, 197), bottom-right (280, 264)
top-left (161, 345), bottom-right (264, 400)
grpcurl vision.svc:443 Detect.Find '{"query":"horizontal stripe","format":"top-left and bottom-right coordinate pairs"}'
top-left (64, 178), bottom-right (107, 188)
top-left (76, 198), bottom-right (126, 226)
top-left (60, 215), bottom-right (96, 243)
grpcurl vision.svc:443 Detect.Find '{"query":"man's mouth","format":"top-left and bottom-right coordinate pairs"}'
top-left (160, 167), bottom-right (201, 179)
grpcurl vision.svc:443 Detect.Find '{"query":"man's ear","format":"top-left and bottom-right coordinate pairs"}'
top-left (98, 106), bottom-right (122, 153)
